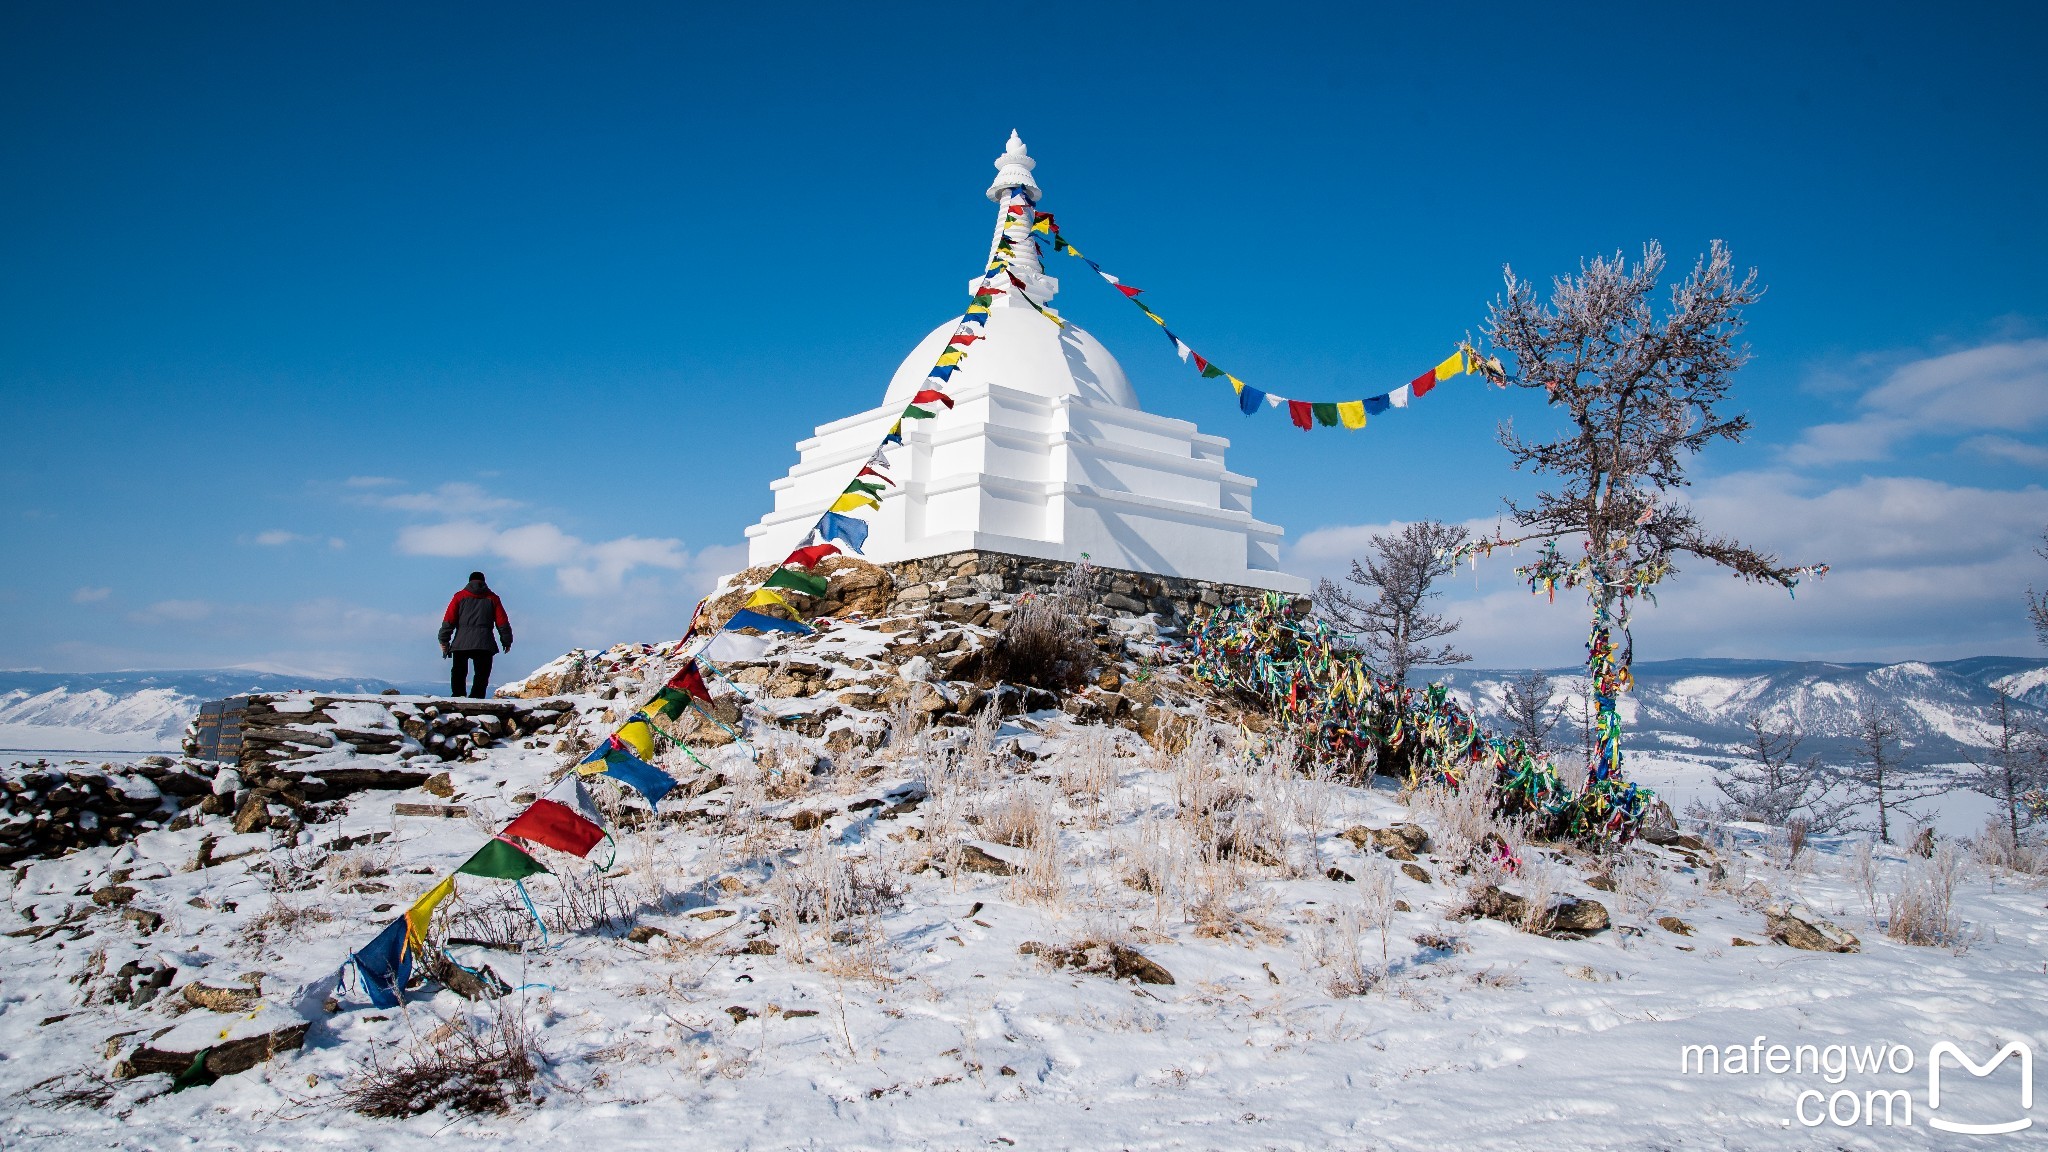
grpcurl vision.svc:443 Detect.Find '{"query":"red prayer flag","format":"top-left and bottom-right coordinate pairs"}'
top-left (1288, 400), bottom-right (1314, 430)
top-left (947, 332), bottom-right (982, 346)
top-left (1115, 284), bottom-right (1144, 298)
top-left (1191, 352), bottom-right (1211, 373)
top-left (1410, 370), bottom-right (1436, 398)
top-left (1006, 203), bottom-right (1026, 216)
top-left (783, 543), bottom-right (841, 569)
top-left (855, 465), bottom-right (894, 485)
top-left (910, 388), bottom-right (955, 409)
top-left (501, 798), bottom-right (606, 857)
top-left (667, 662), bottom-right (713, 702)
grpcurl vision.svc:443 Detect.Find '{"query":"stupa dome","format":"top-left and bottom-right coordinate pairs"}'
top-left (882, 308), bottom-right (1139, 409)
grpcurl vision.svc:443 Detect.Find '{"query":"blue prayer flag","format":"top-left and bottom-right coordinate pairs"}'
top-left (1363, 395), bottom-right (1391, 416)
top-left (819, 511), bottom-right (870, 552)
top-left (1239, 386), bottom-right (1266, 415)
top-left (725, 608), bottom-right (814, 636)
top-left (350, 916), bottom-right (412, 1008)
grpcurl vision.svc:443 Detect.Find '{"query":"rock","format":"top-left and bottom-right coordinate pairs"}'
top-left (1455, 883), bottom-right (1610, 938)
top-left (1732, 937), bottom-right (1760, 947)
top-left (787, 809), bottom-right (834, 832)
top-left (230, 793), bottom-right (271, 835)
top-left (182, 981), bottom-right (263, 1013)
top-left (1401, 863), bottom-right (1433, 884)
top-left (1908, 827), bottom-right (1935, 859)
top-left (113, 1009), bottom-right (308, 1081)
top-left (1656, 915), bottom-right (1694, 937)
top-left (92, 885), bottom-right (138, 907)
top-left (391, 803), bottom-right (471, 819)
top-left (422, 772), bottom-right (455, 798)
top-left (121, 907), bottom-right (163, 933)
top-left (1020, 939), bottom-right (1174, 985)
top-left (1585, 871), bottom-right (1617, 892)
top-left (1764, 905), bottom-right (1859, 953)
top-left (1324, 867), bottom-right (1355, 883)
top-left (955, 844), bottom-right (1016, 876)
top-left (1339, 824), bottom-right (1429, 860)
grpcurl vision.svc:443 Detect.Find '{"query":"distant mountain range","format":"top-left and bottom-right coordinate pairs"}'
top-left (5, 657), bottom-right (2044, 759)
top-left (1443, 656), bottom-right (2048, 764)
top-left (0, 670), bottom-right (435, 753)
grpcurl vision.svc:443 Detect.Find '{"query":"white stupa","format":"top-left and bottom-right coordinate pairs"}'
top-left (744, 132), bottom-right (1306, 594)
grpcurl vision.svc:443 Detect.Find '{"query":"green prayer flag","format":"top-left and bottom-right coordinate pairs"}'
top-left (764, 567), bottom-right (829, 598)
top-left (842, 479), bottom-right (887, 498)
top-left (1200, 363), bottom-right (1227, 379)
top-left (645, 686), bottom-right (690, 720)
top-left (458, 837), bottom-right (548, 880)
top-left (902, 404), bottom-right (935, 420)
top-left (1312, 403), bottom-right (1341, 427)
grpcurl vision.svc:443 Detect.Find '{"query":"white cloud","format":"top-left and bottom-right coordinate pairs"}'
top-left (253, 530), bottom-right (302, 546)
top-left (1963, 434), bottom-right (2048, 468)
top-left (344, 475), bottom-right (402, 488)
top-left (134, 599), bottom-right (214, 623)
top-left (1785, 338), bottom-right (2048, 464)
top-left (1287, 473), bottom-right (2048, 667)
top-left (395, 520), bottom-right (694, 597)
top-left (368, 482), bottom-right (522, 515)
top-left (71, 586), bottom-right (111, 604)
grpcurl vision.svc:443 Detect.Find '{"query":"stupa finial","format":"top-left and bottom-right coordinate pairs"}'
top-left (986, 130), bottom-right (1041, 202)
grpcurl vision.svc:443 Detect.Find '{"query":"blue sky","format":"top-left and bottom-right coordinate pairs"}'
top-left (3, 2), bottom-right (2044, 680)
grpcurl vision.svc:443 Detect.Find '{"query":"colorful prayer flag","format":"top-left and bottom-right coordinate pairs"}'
top-left (1239, 385), bottom-right (1266, 414)
top-left (724, 608), bottom-right (813, 635)
top-left (743, 587), bottom-right (798, 615)
top-left (579, 738), bottom-right (676, 806)
top-left (350, 917), bottom-right (412, 1008)
top-left (501, 776), bottom-right (608, 858)
top-left (1288, 400), bottom-right (1314, 430)
top-left (458, 835), bottom-right (549, 880)
top-left (1389, 385), bottom-right (1411, 408)
top-left (1190, 352), bottom-right (1211, 373)
top-left (935, 350), bottom-right (965, 366)
top-left (1410, 370), bottom-right (1436, 398)
top-left (818, 512), bottom-right (869, 552)
top-left (1312, 402), bottom-right (1340, 427)
top-left (902, 405), bottom-right (936, 421)
top-left (842, 479), bottom-right (887, 498)
top-left (765, 567), bottom-right (829, 597)
top-left (405, 875), bottom-right (454, 947)
top-left (615, 713), bottom-right (658, 760)
top-left (783, 542), bottom-right (841, 569)
top-left (1337, 400), bottom-right (1366, 429)
top-left (829, 492), bottom-right (879, 514)
top-left (1363, 395), bottom-right (1391, 416)
top-left (1227, 374), bottom-right (1247, 395)
top-left (667, 662), bottom-right (713, 701)
top-left (1434, 349), bottom-right (1466, 381)
top-left (909, 389), bottom-right (954, 409)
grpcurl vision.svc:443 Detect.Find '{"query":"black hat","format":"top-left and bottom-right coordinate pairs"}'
top-left (468, 571), bottom-right (487, 582)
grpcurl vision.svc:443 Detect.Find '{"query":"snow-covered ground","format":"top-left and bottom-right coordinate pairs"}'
top-left (3, 687), bottom-right (2042, 1149)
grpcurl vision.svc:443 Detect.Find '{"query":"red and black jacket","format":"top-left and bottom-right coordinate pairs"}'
top-left (439, 580), bottom-right (512, 652)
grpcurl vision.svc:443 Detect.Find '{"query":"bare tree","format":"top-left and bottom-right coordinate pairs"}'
top-left (1462, 242), bottom-right (1823, 790)
top-left (1499, 669), bottom-right (1562, 753)
top-left (1313, 520), bottom-right (1471, 685)
top-left (1842, 699), bottom-right (1939, 843)
top-left (1716, 711), bottom-right (1840, 828)
top-left (2029, 526), bottom-right (2048, 646)
top-left (1963, 689), bottom-right (2045, 847)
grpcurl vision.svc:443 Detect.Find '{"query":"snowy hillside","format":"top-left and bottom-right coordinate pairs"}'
top-left (2, 611), bottom-right (2044, 1150)
top-left (1445, 656), bottom-right (2048, 762)
top-left (0, 671), bottom-right (426, 753)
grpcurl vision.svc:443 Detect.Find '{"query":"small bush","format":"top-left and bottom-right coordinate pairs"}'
top-left (341, 1009), bottom-right (542, 1118)
top-left (974, 561), bottom-right (1097, 692)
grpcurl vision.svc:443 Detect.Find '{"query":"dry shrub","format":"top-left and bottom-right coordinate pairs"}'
top-left (981, 786), bottom-right (1047, 848)
top-left (1057, 724), bottom-right (1123, 828)
top-left (1849, 837), bottom-right (1879, 912)
top-left (1612, 849), bottom-right (1668, 924)
top-left (974, 562), bottom-right (1097, 691)
top-left (247, 893), bottom-right (335, 944)
top-left (1886, 844), bottom-right (1962, 947)
top-left (1970, 815), bottom-right (2044, 877)
top-left (1410, 776), bottom-right (1500, 862)
top-left (341, 1008), bottom-right (542, 1118)
top-left (1312, 864), bottom-right (1397, 996)
top-left (769, 836), bottom-right (904, 964)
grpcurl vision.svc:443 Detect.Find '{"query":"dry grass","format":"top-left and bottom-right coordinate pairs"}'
top-left (1057, 724), bottom-right (1124, 829)
top-left (1886, 844), bottom-right (1962, 947)
top-left (1410, 776), bottom-right (1500, 863)
top-left (340, 1006), bottom-right (543, 1118)
top-left (1612, 850), bottom-right (1668, 925)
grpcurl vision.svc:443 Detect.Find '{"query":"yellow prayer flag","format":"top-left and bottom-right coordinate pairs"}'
top-left (1226, 375), bottom-right (1246, 395)
top-left (615, 717), bottom-right (657, 760)
top-left (935, 350), bottom-right (964, 366)
top-left (829, 492), bottom-right (879, 513)
top-left (405, 875), bottom-right (455, 946)
top-left (1434, 350), bottom-right (1466, 382)
top-left (1337, 401), bottom-right (1367, 430)
top-left (966, 303), bottom-right (990, 315)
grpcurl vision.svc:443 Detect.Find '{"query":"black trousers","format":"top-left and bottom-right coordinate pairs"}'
top-left (451, 649), bottom-right (494, 699)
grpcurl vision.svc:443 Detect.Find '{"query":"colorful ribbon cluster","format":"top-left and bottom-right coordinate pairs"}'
top-left (1028, 213), bottom-right (1504, 430)
top-left (342, 659), bottom-right (725, 1006)
top-left (1186, 592), bottom-right (1650, 843)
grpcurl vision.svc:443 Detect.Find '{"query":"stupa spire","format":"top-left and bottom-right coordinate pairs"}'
top-left (986, 129), bottom-right (1040, 202)
top-left (978, 131), bottom-right (1056, 304)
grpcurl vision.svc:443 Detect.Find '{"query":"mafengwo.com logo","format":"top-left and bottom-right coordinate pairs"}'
top-left (1680, 1036), bottom-right (2033, 1132)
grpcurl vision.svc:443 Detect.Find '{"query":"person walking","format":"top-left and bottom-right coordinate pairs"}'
top-left (438, 571), bottom-right (513, 698)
